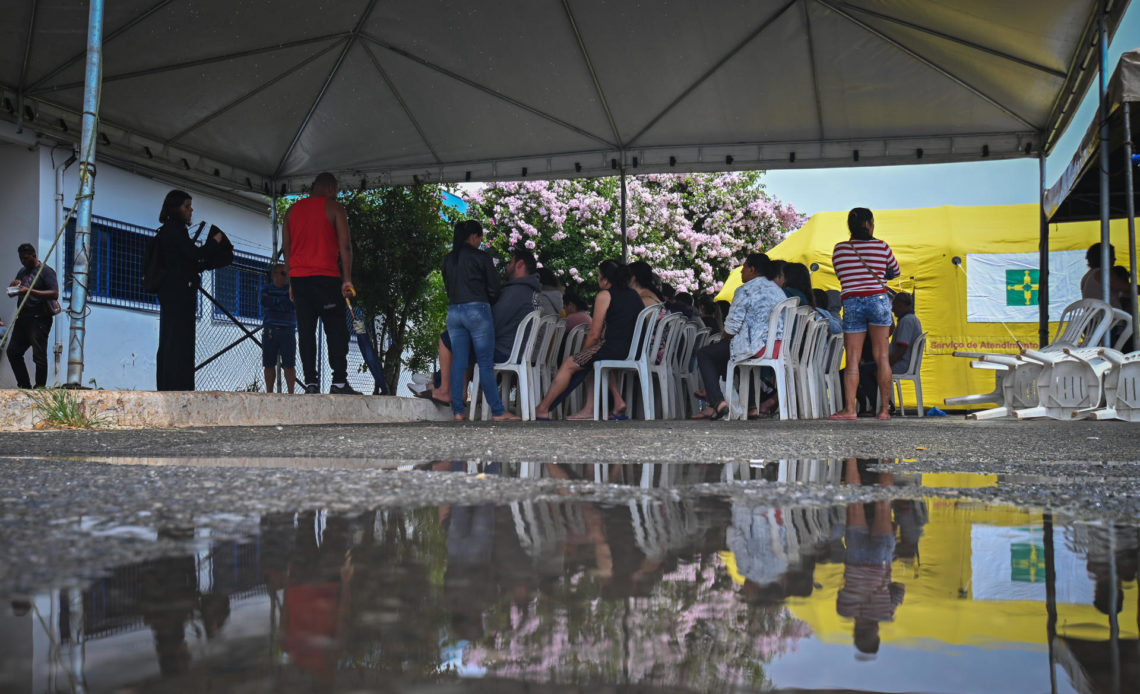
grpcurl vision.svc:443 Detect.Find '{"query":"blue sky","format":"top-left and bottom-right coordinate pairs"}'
top-left (764, 4), bottom-right (1140, 216)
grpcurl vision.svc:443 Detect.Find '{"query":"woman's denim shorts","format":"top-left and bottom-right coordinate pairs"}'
top-left (841, 293), bottom-right (892, 333)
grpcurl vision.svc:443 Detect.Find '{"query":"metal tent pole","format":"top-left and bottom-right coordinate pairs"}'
top-left (1124, 103), bottom-right (1140, 348)
top-left (1039, 152), bottom-right (1050, 348)
top-left (620, 165), bottom-right (628, 263)
top-left (65, 0), bottom-right (104, 387)
top-left (270, 194), bottom-right (281, 391)
top-left (1097, 0), bottom-right (1112, 346)
top-left (270, 194), bottom-right (279, 261)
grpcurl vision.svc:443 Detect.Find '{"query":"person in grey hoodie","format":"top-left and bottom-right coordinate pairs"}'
top-left (493, 248), bottom-right (558, 358)
top-left (421, 246), bottom-right (556, 407)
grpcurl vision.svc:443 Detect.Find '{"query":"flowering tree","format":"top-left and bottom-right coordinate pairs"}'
top-left (462, 172), bottom-right (804, 295)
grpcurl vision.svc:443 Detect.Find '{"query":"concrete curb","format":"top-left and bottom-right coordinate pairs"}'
top-left (0, 389), bottom-right (451, 430)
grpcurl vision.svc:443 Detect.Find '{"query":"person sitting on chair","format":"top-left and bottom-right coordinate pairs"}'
top-left (857, 293), bottom-right (921, 415)
top-left (691, 253), bottom-right (787, 420)
top-left (421, 247), bottom-right (556, 408)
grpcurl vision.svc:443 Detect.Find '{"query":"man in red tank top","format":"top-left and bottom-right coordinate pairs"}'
top-left (282, 172), bottom-right (358, 394)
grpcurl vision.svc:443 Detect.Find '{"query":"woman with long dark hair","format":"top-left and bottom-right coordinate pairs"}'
top-left (829, 207), bottom-right (900, 420)
top-left (441, 220), bottom-right (520, 421)
top-left (627, 260), bottom-right (664, 307)
top-left (782, 262), bottom-right (814, 306)
top-left (535, 260), bottom-right (644, 420)
top-left (154, 190), bottom-right (225, 391)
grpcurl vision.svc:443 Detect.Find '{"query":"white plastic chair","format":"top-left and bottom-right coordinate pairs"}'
top-left (727, 297), bottom-right (798, 420)
top-left (888, 331), bottom-right (927, 417)
top-left (648, 313), bottom-right (686, 419)
top-left (594, 304), bottom-right (662, 420)
top-left (790, 311), bottom-right (829, 418)
top-left (946, 299), bottom-right (1116, 418)
top-left (1013, 346), bottom-right (1115, 420)
top-left (470, 310), bottom-right (542, 420)
top-left (821, 332), bottom-right (844, 416)
top-left (534, 317), bottom-right (565, 416)
top-left (1110, 308), bottom-right (1134, 351)
top-left (1091, 349), bottom-right (1140, 421)
top-left (674, 322), bottom-right (703, 418)
top-left (558, 322), bottom-right (590, 417)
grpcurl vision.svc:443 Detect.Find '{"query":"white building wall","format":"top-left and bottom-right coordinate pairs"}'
top-left (0, 121), bottom-right (276, 390)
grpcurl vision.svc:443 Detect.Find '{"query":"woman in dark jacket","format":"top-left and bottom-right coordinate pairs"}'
top-left (441, 220), bottom-right (519, 421)
top-left (535, 260), bottom-right (644, 420)
top-left (155, 190), bottom-right (224, 391)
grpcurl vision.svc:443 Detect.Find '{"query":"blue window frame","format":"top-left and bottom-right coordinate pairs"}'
top-left (63, 213), bottom-right (160, 312)
top-left (212, 251), bottom-right (270, 324)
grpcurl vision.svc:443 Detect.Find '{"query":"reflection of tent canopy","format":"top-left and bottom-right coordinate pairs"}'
top-left (0, 1), bottom-right (1127, 193)
top-left (763, 204), bottom-right (1135, 409)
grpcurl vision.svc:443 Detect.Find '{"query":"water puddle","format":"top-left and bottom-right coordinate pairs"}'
top-left (1, 462), bottom-right (1137, 693)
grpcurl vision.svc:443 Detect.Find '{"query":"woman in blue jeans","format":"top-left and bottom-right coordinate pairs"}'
top-left (829, 208), bottom-right (901, 420)
top-left (441, 221), bottom-right (520, 422)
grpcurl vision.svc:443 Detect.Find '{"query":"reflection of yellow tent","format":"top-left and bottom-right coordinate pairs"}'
top-left (786, 499), bottom-right (1139, 648)
top-left (731, 205), bottom-right (1137, 409)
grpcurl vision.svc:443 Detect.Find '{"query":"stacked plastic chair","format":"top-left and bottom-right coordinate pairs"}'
top-left (1091, 349), bottom-right (1140, 421)
top-left (945, 299), bottom-right (1117, 419)
top-left (1013, 346), bottom-right (1117, 420)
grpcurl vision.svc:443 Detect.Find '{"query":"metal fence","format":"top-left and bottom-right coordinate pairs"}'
top-left (195, 269), bottom-right (382, 393)
top-left (59, 210), bottom-right (397, 393)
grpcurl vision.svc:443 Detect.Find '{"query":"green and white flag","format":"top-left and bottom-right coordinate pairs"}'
top-left (966, 251), bottom-right (1085, 323)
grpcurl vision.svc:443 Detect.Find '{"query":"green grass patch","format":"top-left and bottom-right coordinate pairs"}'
top-left (26, 389), bottom-right (108, 429)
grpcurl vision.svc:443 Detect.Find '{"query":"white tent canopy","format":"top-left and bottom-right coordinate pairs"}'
top-left (0, 0), bottom-right (1127, 200)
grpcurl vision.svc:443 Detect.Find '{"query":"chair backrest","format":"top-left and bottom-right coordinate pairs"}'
top-left (900, 331), bottom-right (928, 377)
top-left (1051, 299), bottom-right (1114, 348)
top-left (650, 311), bottom-right (683, 365)
top-left (824, 333), bottom-right (844, 374)
top-left (532, 316), bottom-right (564, 369)
top-left (807, 316), bottom-right (831, 371)
top-left (789, 307), bottom-right (817, 364)
top-left (1110, 308), bottom-right (1133, 351)
top-left (561, 323), bottom-right (589, 362)
top-left (503, 310), bottom-right (543, 365)
top-left (620, 304), bottom-right (663, 362)
top-left (755, 297), bottom-right (799, 360)
top-left (676, 322), bottom-right (698, 372)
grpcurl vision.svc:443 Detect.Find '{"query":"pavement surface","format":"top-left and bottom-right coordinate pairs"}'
top-left (1, 417), bottom-right (1138, 595)
top-left (0, 417), bottom-right (1135, 463)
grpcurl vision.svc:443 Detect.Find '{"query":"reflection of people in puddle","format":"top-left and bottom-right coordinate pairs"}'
top-left (837, 459), bottom-right (905, 660)
top-left (137, 528), bottom-right (217, 676)
top-left (282, 512), bottom-right (354, 686)
top-left (1085, 524), bottom-right (1139, 619)
top-left (727, 504), bottom-right (819, 605)
top-left (443, 502), bottom-right (497, 640)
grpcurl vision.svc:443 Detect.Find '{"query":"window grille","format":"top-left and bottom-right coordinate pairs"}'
top-left (212, 251), bottom-right (270, 324)
top-left (63, 213), bottom-right (160, 312)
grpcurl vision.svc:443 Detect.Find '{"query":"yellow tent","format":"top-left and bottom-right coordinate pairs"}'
top-left (740, 204), bottom-right (1136, 410)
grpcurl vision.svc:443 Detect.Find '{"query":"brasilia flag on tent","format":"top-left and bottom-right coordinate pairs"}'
top-left (965, 251), bottom-right (1086, 322)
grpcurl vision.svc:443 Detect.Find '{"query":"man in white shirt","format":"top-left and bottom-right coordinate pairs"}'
top-left (691, 253), bottom-right (787, 419)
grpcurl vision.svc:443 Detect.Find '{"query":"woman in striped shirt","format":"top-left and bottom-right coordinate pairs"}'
top-left (829, 208), bottom-right (900, 420)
